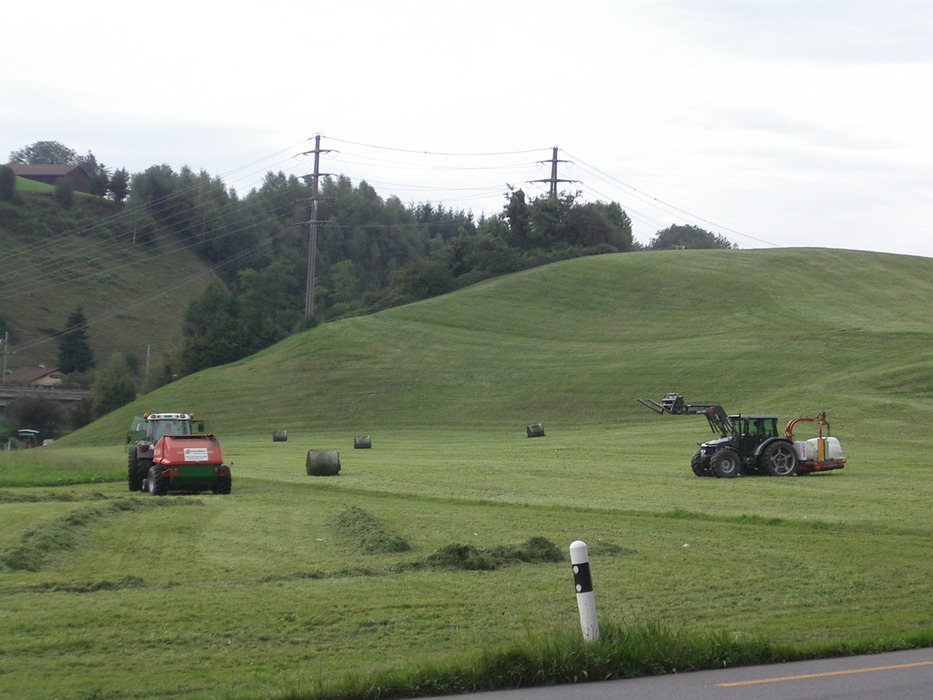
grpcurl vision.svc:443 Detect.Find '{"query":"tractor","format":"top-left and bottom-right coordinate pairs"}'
top-left (126, 413), bottom-right (231, 494)
top-left (638, 393), bottom-right (846, 478)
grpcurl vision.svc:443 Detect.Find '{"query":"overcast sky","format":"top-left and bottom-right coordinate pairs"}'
top-left (3, 0), bottom-right (932, 256)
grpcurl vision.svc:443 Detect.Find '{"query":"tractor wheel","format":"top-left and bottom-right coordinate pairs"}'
top-left (761, 442), bottom-right (799, 476)
top-left (691, 450), bottom-right (712, 477)
top-left (147, 466), bottom-right (168, 496)
top-left (212, 474), bottom-right (232, 494)
top-left (127, 449), bottom-right (142, 491)
top-left (710, 449), bottom-right (742, 478)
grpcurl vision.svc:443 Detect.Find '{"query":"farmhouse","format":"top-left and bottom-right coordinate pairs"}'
top-left (4, 366), bottom-right (65, 388)
top-left (9, 164), bottom-right (93, 194)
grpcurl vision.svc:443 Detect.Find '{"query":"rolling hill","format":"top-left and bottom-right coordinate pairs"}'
top-left (0, 184), bottom-right (216, 370)
top-left (6, 245), bottom-right (932, 699)
top-left (71, 246), bottom-right (933, 443)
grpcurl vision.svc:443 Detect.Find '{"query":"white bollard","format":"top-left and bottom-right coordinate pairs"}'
top-left (569, 540), bottom-right (600, 642)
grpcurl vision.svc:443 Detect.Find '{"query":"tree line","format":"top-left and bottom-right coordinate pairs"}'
top-left (1, 140), bottom-right (735, 437)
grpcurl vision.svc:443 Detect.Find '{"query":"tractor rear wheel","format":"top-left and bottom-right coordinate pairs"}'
top-left (691, 450), bottom-right (712, 476)
top-left (212, 474), bottom-right (231, 494)
top-left (127, 449), bottom-right (141, 491)
top-left (147, 466), bottom-right (168, 496)
top-left (761, 442), bottom-right (799, 476)
top-left (711, 449), bottom-right (742, 478)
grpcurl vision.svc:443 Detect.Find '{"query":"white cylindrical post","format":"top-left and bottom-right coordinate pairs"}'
top-left (569, 540), bottom-right (600, 642)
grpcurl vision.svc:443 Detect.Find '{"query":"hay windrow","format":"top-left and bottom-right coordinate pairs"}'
top-left (1, 498), bottom-right (204, 572)
top-left (329, 506), bottom-right (411, 554)
top-left (426, 537), bottom-right (565, 571)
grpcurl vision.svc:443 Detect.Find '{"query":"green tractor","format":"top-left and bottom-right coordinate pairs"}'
top-left (638, 393), bottom-right (846, 478)
top-left (126, 413), bottom-right (231, 494)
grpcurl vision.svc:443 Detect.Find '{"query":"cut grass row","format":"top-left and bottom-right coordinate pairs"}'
top-left (1, 426), bottom-right (930, 699)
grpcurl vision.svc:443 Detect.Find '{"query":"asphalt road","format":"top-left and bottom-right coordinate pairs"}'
top-left (417, 647), bottom-right (932, 700)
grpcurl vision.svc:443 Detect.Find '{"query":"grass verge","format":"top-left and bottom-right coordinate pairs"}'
top-left (300, 622), bottom-right (933, 699)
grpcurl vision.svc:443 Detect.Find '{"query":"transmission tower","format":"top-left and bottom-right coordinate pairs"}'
top-left (531, 146), bottom-right (579, 197)
top-left (300, 134), bottom-right (333, 317)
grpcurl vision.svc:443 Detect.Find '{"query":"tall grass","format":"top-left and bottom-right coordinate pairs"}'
top-left (305, 623), bottom-right (933, 699)
top-left (0, 447), bottom-right (122, 487)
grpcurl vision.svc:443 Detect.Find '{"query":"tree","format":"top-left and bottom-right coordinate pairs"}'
top-left (235, 260), bottom-right (303, 353)
top-left (503, 188), bottom-right (532, 249)
top-left (54, 176), bottom-right (74, 208)
top-left (391, 258), bottom-right (454, 300)
top-left (650, 224), bottom-right (736, 250)
top-left (2, 395), bottom-right (66, 440)
top-left (57, 306), bottom-right (95, 373)
top-left (77, 151), bottom-right (110, 196)
top-left (108, 167), bottom-right (130, 204)
top-left (0, 165), bottom-right (15, 201)
top-left (9, 140), bottom-right (79, 165)
top-left (181, 283), bottom-right (244, 374)
top-left (93, 353), bottom-right (137, 417)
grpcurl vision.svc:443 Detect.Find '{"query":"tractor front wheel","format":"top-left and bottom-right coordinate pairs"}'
top-left (691, 450), bottom-right (712, 476)
top-left (711, 449), bottom-right (742, 478)
top-left (761, 442), bottom-right (799, 476)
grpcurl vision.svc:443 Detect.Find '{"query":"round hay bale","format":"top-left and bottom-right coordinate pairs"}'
top-left (526, 423), bottom-right (545, 438)
top-left (272, 429), bottom-right (288, 442)
top-left (306, 450), bottom-right (340, 476)
top-left (354, 435), bottom-right (372, 449)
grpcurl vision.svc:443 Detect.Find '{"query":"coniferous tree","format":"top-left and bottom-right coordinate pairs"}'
top-left (57, 306), bottom-right (95, 373)
top-left (108, 168), bottom-right (130, 204)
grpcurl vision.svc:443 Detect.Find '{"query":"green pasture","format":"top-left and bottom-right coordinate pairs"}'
top-left (1, 249), bottom-right (932, 699)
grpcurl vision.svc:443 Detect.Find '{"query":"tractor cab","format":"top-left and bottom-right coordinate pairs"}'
top-left (127, 413), bottom-right (204, 449)
top-left (732, 415), bottom-right (780, 455)
top-left (15, 428), bottom-right (40, 449)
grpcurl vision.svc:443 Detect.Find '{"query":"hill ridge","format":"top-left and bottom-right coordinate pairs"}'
top-left (68, 247), bottom-right (933, 444)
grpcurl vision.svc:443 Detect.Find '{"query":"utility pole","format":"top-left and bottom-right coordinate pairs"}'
top-left (531, 146), bottom-right (578, 197)
top-left (300, 135), bottom-right (333, 318)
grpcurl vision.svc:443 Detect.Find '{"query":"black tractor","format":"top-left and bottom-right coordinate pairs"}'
top-left (638, 393), bottom-right (801, 478)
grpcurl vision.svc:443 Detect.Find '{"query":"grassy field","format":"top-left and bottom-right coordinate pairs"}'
top-left (1, 249), bottom-right (931, 699)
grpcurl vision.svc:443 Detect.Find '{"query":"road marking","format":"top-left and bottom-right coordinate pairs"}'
top-left (717, 660), bottom-right (933, 687)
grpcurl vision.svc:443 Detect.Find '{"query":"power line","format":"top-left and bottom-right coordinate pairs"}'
top-left (3, 135), bottom-right (774, 358)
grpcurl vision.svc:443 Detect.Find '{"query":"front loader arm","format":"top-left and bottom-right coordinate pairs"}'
top-left (637, 393), bottom-right (734, 437)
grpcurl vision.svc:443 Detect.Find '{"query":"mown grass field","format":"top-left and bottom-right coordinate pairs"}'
top-left (1, 249), bottom-right (931, 699)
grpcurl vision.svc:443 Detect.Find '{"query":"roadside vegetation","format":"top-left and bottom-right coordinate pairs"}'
top-left (1, 249), bottom-right (931, 698)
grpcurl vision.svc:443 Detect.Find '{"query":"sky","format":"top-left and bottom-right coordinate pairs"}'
top-left (3, 0), bottom-right (933, 256)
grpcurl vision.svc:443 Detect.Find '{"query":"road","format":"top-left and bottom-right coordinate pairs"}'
top-left (417, 648), bottom-right (932, 700)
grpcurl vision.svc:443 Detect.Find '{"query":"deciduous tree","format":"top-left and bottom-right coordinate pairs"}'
top-left (650, 224), bottom-right (736, 250)
top-left (93, 353), bottom-right (137, 417)
top-left (181, 283), bottom-right (244, 374)
top-left (2, 395), bottom-right (66, 439)
top-left (9, 140), bottom-right (78, 165)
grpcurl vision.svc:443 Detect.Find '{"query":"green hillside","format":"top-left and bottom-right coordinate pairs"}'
top-left (75, 247), bottom-right (933, 442)
top-left (0, 188), bottom-right (215, 369)
top-left (3, 247), bottom-right (931, 700)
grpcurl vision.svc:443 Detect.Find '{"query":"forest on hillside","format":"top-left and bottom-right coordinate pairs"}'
top-left (0, 140), bottom-right (734, 434)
